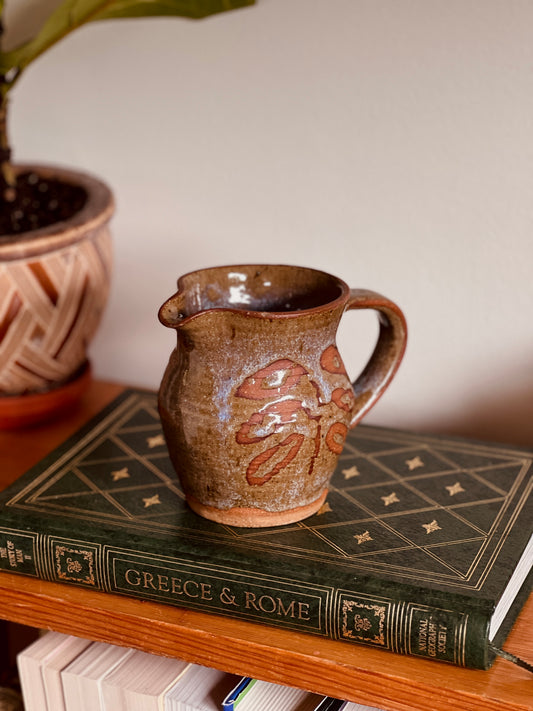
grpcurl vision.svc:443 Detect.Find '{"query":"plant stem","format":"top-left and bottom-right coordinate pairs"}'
top-left (0, 6), bottom-right (16, 202)
top-left (0, 93), bottom-right (15, 202)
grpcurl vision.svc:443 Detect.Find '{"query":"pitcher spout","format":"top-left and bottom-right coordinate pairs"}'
top-left (158, 291), bottom-right (188, 329)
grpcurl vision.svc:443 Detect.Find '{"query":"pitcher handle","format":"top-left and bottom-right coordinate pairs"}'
top-left (345, 289), bottom-right (408, 429)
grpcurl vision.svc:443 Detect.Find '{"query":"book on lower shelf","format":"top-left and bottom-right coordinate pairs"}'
top-left (222, 678), bottom-right (375, 710)
top-left (17, 632), bottom-right (92, 711)
top-left (61, 640), bottom-right (134, 711)
top-left (221, 676), bottom-right (323, 710)
top-left (1, 389), bottom-right (532, 670)
top-left (17, 631), bottom-right (348, 711)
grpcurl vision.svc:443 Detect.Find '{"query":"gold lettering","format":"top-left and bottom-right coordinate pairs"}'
top-left (7, 540), bottom-right (17, 567)
top-left (125, 569), bottom-right (141, 586)
top-left (244, 592), bottom-right (311, 620)
top-left (123, 569), bottom-right (212, 600)
top-left (258, 595), bottom-right (276, 613)
top-left (418, 618), bottom-right (428, 652)
top-left (298, 602), bottom-right (311, 621)
top-left (183, 580), bottom-right (199, 598)
top-left (200, 583), bottom-right (213, 601)
top-left (245, 592), bottom-right (260, 611)
top-left (438, 624), bottom-right (447, 655)
top-left (276, 599), bottom-right (296, 617)
top-left (142, 571), bottom-right (157, 590)
top-left (220, 587), bottom-right (237, 605)
top-left (171, 578), bottom-right (184, 594)
top-left (427, 622), bottom-right (437, 657)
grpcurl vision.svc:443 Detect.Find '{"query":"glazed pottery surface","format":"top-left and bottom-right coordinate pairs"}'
top-left (158, 265), bottom-right (407, 527)
top-left (0, 165), bottom-right (114, 399)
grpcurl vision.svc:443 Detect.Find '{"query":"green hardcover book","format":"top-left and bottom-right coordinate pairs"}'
top-left (1, 389), bottom-right (532, 670)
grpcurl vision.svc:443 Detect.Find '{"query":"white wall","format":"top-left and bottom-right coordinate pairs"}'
top-left (7, 0), bottom-right (533, 445)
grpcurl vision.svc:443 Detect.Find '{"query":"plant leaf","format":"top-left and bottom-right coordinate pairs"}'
top-left (0, 0), bottom-right (254, 75)
top-left (94, 0), bottom-right (255, 20)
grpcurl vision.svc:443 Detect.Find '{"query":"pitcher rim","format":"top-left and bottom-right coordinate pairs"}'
top-left (174, 263), bottom-right (350, 320)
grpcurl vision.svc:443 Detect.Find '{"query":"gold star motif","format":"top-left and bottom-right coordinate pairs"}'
top-left (342, 465), bottom-right (360, 480)
top-left (422, 519), bottom-right (441, 534)
top-left (446, 482), bottom-right (465, 496)
top-left (143, 494), bottom-right (161, 508)
top-left (381, 492), bottom-right (400, 507)
top-left (147, 434), bottom-right (165, 448)
top-left (111, 467), bottom-right (130, 482)
top-left (354, 530), bottom-right (373, 545)
top-left (317, 502), bottom-right (333, 515)
top-left (406, 456), bottom-right (424, 471)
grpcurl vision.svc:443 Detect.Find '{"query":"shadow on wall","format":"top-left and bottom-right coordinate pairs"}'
top-left (421, 359), bottom-right (533, 448)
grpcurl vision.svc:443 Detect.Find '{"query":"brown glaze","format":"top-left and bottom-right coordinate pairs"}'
top-left (158, 265), bottom-right (407, 527)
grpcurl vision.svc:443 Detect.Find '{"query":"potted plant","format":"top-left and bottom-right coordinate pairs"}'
top-left (0, 0), bottom-right (254, 428)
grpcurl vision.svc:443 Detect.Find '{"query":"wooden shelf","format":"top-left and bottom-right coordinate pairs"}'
top-left (1, 381), bottom-right (531, 711)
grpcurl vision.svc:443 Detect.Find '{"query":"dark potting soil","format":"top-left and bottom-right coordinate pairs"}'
top-left (0, 171), bottom-right (87, 239)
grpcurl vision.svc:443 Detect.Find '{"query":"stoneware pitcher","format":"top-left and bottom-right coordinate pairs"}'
top-left (158, 264), bottom-right (407, 527)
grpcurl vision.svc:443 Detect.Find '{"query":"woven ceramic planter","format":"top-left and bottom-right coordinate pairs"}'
top-left (0, 165), bottom-right (114, 426)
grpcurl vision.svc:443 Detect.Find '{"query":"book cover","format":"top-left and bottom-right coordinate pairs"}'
top-left (222, 677), bottom-right (254, 710)
top-left (314, 699), bottom-right (349, 711)
top-left (1, 389), bottom-right (532, 670)
top-left (220, 677), bottom-right (323, 710)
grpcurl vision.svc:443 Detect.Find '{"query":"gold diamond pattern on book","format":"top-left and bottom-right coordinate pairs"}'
top-left (10, 392), bottom-right (532, 592)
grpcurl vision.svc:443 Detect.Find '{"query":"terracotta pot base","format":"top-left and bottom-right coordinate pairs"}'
top-left (0, 362), bottom-right (92, 430)
top-left (186, 488), bottom-right (329, 528)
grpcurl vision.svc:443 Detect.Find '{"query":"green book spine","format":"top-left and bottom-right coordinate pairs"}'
top-left (0, 523), bottom-right (492, 668)
top-left (0, 390), bottom-right (531, 671)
